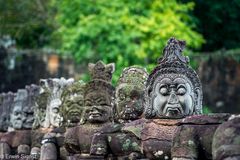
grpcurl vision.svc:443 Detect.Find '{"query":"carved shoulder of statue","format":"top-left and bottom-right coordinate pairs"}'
top-left (64, 127), bottom-right (80, 154)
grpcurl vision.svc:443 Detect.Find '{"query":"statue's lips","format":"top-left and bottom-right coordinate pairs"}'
top-left (25, 120), bottom-right (34, 125)
top-left (165, 106), bottom-right (182, 117)
top-left (69, 112), bottom-right (81, 117)
top-left (89, 111), bottom-right (102, 118)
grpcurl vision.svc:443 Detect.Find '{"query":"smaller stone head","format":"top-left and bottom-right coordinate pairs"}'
top-left (22, 84), bottom-right (40, 129)
top-left (83, 61), bottom-right (115, 124)
top-left (0, 92), bottom-right (14, 131)
top-left (145, 37), bottom-right (202, 119)
top-left (10, 89), bottom-right (28, 129)
top-left (32, 79), bottom-right (51, 129)
top-left (116, 66), bottom-right (148, 121)
top-left (60, 81), bottom-right (85, 126)
top-left (43, 78), bottom-right (74, 128)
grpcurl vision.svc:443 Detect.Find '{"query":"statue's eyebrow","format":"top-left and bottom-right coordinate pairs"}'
top-left (173, 78), bottom-right (186, 84)
top-left (159, 78), bottom-right (172, 84)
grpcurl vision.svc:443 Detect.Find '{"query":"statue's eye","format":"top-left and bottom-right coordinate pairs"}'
top-left (119, 93), bottom-right (126, 100)
top-left (130, 90), bottom-right (140, 100)
top-left (52, 108), bottom-right (59, 113)
top-left (159, 87), bottom-right (168, 95)
top-left (23, 112), bottom-right (28, 117)
top-left (177, 86), bottom-right (186, 95)
top-left (78, 100), bottom-right (83, 106)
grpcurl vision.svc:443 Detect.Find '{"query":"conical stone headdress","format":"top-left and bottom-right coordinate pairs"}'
top-left (85, 61), bottom-right (115, 101)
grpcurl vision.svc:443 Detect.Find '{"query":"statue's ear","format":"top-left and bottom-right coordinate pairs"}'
top-left (195, 88), bottom-right (202, 114)
top-left (106, 63), bottom-right (115, 74)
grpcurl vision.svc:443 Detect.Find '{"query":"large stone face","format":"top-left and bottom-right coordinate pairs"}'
top-left (151, 74), bottom-right (195, 118)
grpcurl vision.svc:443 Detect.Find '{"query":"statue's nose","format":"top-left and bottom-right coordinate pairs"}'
top-left (168, 92), bottom-right (179, 104)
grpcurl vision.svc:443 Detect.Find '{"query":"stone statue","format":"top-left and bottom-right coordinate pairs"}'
top-left (212, 115), bottom-right (240, 160)
top-left (40, 81), bottom-right (85, 160)
top-left (64, 61), bottom-right (115, 159)
top-left (90, 66), bottom-right (148, 159)
top-left (145, 37), bottom-right (202, 119)
top-left (9, 89), bottom-right (28, 130)
top-left (60, 80), bottom-right (86, 127)
top-left (0, 92), bottom-right (14, 137)
top-left (31, 79), bottom-right (51, 158)
top-left (0, 89), bottom-right (32, 157)
top-left (115, 66), bottom-right (148, 123)
top-left (43, 78), bottom-right (74, 128)
top-left (31, 78), bottom-right (73, 159)
top-left (23, 85), bottom-right (40, 129)
top-left (171, 113), bottom-right (231, 160)
top-left (32, 79), bottom-right (51, 130)
top-left (90, 37), bottom-right (203, 159)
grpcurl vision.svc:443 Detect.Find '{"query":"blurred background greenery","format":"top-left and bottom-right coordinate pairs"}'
top-left (0, 0), bottom-right (240, 113)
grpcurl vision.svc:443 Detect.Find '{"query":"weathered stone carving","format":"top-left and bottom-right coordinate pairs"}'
top-left (64, 61), bottom-right (115, 159)
top-left (0, 92), bottom-right (14, 136)
top-left (9, 89), bottom-right (28, 130)
top-left (145, 37), bottom-right (202, 119)
top-left (23, 84), bottom-right (40, 129)
top-left (115, 66), bottom-right (148, 123)
top-left (90, 66), bottom-right (148, 159)
top-left (30, 78), bottom-right (73, 159)
top-left (212, 115), bottom-right (240, 160)
top-left (60, 81), bottom-right (86, 127)
top-left (171, 113), bottom-right (230, 160)
top-left (40, 81), bottom-right (85, 160)
top-left (31, 79), bottom-right (51, 158)
top-left (32, 79), bottom-right (51, 130)
top-left (0, 89), bottom-right (33, 157)
top-left (43, 78), bottom-right (74, 128)
top-left (90, 38), bottom-right (203, 159)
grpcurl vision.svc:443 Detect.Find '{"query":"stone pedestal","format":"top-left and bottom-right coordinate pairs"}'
top-left (212, 115), bottom-right (240, 160)
top-left (172, 113), bottom-right (230, 160)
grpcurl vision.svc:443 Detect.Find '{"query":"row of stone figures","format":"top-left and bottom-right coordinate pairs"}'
top-left (0, 37), bottom-right (239, 160)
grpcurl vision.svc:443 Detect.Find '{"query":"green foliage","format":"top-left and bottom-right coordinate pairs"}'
top-left (203, 105), bottom-right (213, 114)
top-left (53, 0), bottom-right (204, 83)
top-left (181, 0), bottom-right (240, 51)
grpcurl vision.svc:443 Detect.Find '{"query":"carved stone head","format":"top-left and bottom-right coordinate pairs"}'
top-left (83, 61), bottom-right (115, 124)
top-left (0, 92), bottom-right (14, 132)
top-left (145, 38), bottom-right (202, 119)
top-left (43, 78), bottom-right (74, 128)
top-left (32, 79), bottom-right (51, 129)
top-left (10, 89), bottom-right (28, 129)
top-left (60, 81), bottom-right (85, 127)
top-left (23, 84), bottom-right (40, 129)
top-left (115, 66), bottom-right (148, 122)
